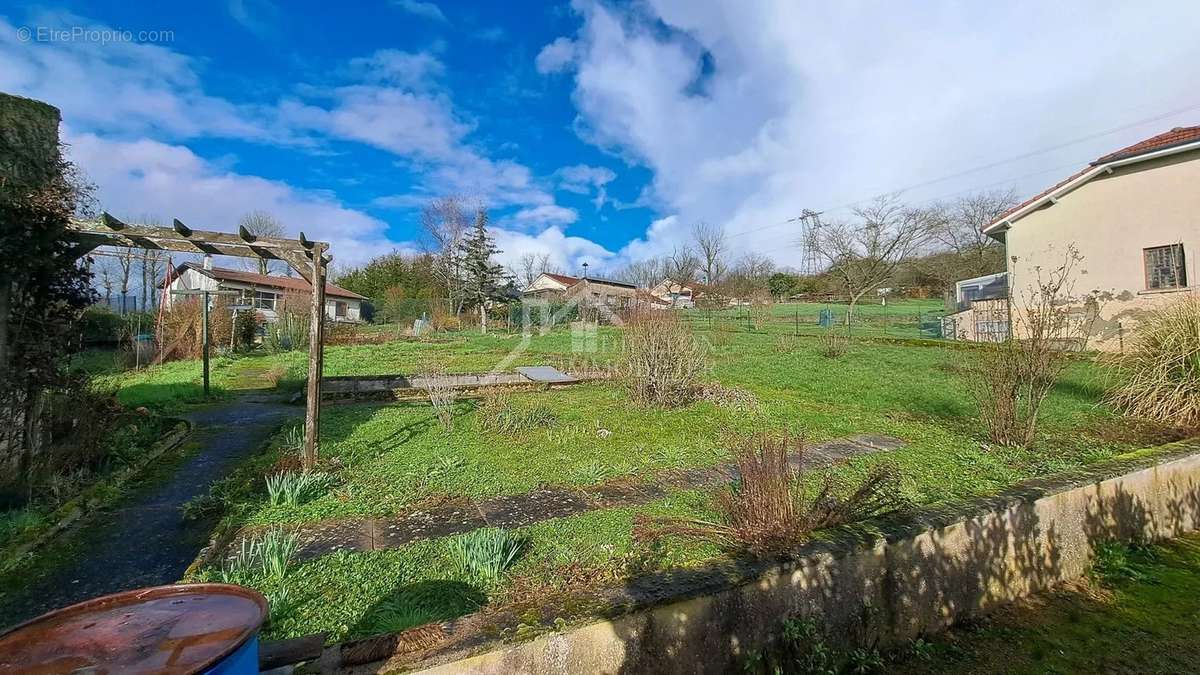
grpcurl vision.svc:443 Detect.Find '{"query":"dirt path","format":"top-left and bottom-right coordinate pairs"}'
top-left (0, 398), bottom-right (299, 627)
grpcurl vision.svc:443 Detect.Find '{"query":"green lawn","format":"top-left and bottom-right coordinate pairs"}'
top-left (889, 535), bottom-right (1200, 673)
top-left (156, 325), bottom-right (1172, 644)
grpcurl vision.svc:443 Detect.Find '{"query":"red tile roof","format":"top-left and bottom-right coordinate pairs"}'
top-left (182, 262), bottom-right (366, 300)
top-left (542, 272), bottom-right (580, 286)
top-left (991, 125), bottom-right (1200, 230)
top-left (1092, 125), bottom-right (1200, 164)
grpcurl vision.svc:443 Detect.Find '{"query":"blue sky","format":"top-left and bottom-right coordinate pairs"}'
top-left (3, 1), bottom-right (1200, 273)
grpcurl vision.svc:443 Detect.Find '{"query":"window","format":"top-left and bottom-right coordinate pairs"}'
top-left (1144, 244), bottom-right (1187, 290)
top-left (335, 301), bottom-right (347, 318)
top-left (254, 290), bottom-right (278, 310)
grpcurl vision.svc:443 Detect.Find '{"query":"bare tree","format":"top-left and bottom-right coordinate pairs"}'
top-left (113, 247), bottom-right (136, 313)
top-left (97, 259), bottom-right (115, 307)
top-left (422, 196), bottom-right (472, 314)
top-left (664, 246), bottom-right (700, 286)
top-left (614, 257), bottom-right (665, 288)
top-left (238, 211), bottom-right (287, 275)
top-left (691, 221), bottom-right (728, 286)
top-left (513, 252), bottom-right (559, 288)
top-left (919, 189), bottom-right (1018, 285)
top-left (811, 194), bottom-right (933, 322)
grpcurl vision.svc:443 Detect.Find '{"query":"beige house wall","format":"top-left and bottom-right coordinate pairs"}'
top-left (1004, 149), bottom-right (1200, 351)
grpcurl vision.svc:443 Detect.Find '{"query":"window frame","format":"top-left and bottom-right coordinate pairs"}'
top-left (1143, 244), bottom-right (1187, 291)
top-left (254, 289), bottom-right (279, 311)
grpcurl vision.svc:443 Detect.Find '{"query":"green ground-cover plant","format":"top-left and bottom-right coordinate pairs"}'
top-left (265, 471), bottom-right (334, 507)
top-left (448, 527), bottom-right (527, 585)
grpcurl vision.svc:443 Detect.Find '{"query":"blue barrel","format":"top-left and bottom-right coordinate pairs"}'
top-left (0, 584), bottom-right (268, 674)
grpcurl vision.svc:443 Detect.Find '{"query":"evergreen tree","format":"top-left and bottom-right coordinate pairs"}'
top-left (456, 207), bottom-right (509, 333)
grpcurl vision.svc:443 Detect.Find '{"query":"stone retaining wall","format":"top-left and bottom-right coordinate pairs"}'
top-left (388, 439), bottom-right (1200, 675)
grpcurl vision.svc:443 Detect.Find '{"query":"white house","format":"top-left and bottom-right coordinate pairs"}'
top-left (165, 257), bottom-right (366, 323)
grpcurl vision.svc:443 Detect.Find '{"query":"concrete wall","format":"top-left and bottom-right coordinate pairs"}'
top-left (1005, 149), bottom-right (1200, 351)
top-left (399, 440), bottom-right (1200, 675)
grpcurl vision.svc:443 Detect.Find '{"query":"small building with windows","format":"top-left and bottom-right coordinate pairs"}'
top-left (165, 257), bottom-right (365, 323)
top-left (959, 125), bottom-right (1199, 351)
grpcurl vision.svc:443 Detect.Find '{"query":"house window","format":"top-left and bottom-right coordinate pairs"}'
top-left (254, 290), bottom-right (278, 310)
top-left (335, 301), bottom-right (347, 318)
top-left (1144, 244), bottom-right (1187, 290)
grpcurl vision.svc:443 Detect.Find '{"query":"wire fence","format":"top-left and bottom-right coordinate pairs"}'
top-left (676, 304), bottom-right (947, 339)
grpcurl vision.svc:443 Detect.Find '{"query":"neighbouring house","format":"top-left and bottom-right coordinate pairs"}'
top-left (648, 278), bottom-right (696, 308)
top-left (941, 272), bottom-right (1009, 342)
top-left (521, 272), bottom-right (585, 301)
top-left (955, 125), bottom-right (1200, 350)
top-left (165, 256), bottom-right (367, 323)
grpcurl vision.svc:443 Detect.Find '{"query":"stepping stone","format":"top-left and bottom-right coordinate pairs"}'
top-left (374, 504), bottom-right (487, 548)
top-left (582, 479), bottom-right (667, 509)
top-left (478, 489), bottom-right (590, 528)
top-left (515, 366), bottom-right (578, 383)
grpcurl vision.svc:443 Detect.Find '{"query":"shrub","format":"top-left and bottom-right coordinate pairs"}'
top-left (817, 330), bottom-right (850, 358)
top-left (263, 296), bottom-right (310, 353)
top-left (265, 471), bottom-right (333, 507)
top-left (618, 310), bottom-right (709, 407)
top-left (418, 358), bottom-right (457, 431)
top-left (962, 249), bottom-right (1092, 448)
top-left (448, 527), bottom-right (526, 584)
top-left (1106, 296), bottom-right (1200, 429)
top-left (636, 432), bottom-right (903, 554)
top-left (232, 310), bottom-right (259, 351)
top-left (475, 388), bottom-right (557, 434)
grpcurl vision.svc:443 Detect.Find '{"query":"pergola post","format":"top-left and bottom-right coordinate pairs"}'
top-left (302, 243), bottom-right (327, 469)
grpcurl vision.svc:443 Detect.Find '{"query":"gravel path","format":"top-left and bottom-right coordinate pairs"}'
top-left (0, 398), bottom-right (299, 627)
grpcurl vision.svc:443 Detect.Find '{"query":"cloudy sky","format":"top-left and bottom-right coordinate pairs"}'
top-left (3, 1), bottom-right (1199, 275)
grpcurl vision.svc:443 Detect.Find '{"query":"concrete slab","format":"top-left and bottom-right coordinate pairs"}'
top-left (515, 366), bottom-right (578, 383)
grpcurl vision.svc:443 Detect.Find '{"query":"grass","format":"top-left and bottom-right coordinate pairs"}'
top-left (157, 322), bottom-right (1176, 646)
top-left (889, 534), bottom-right (1200, 673)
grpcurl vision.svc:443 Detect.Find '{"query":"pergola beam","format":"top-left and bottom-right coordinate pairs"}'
top-left (65, 215), bottom-right (331, 469)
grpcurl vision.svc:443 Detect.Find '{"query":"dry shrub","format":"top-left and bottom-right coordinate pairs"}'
top-left (418, 358), bottom-right (457, 431)
top-left (475, 387), bottom-right (557, 434)
top-left (618, 310), bottom-right (709, 407)
top-left (774, 334), bottom-right (799, 353)
top-left (1106, 296), bottom-right (1200, 429)
top-left (696, 382), bottom-right (761, 414)
top-left (750, 294), bottom-right (773, 330)
top-left (963, 250), bottom-right (1092, 448)
top-left (635, 432), bottom-right (903, 555)
top-left (818, 330), bottom-right (850, 358)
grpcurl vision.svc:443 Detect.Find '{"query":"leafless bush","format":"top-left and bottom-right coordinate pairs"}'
top-left (475, 387), bottom-right (557, 434)
top-left (818, 330), bottom-right (850, 358)
top-left (618, 310), bottom-right (709, 407)
top-left (963, 248), bottom-right (1094, 448)
top-left (418, 358), bottom-right (457, 431)
top-left (1106, 296), bottom-right (1200, 429)
top-left (696, 382), bottom-right (762, 414)
top-left (635, 432), bottom-right (903, 555)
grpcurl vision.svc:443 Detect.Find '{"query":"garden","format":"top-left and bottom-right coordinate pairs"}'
top-left (58, 297), bottom-right (1193, 650)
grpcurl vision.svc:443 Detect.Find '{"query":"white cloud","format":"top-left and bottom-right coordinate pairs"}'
top-left (0, 14), bottom-right (279, 142)
top-left (392, 0), bottom-right (447, 23)
top-left (227, 0), bottom-right (281, 37)
top-left (535, 37), bottom-right (577, 74)
top-left (347, 49), bottom-right (445, 88)
top-left (508, 204), bottom-right (579, 227)
top-left (490, 225), bottom-right (614, 274)
top-left (555, 163), bottom-right (616, 209)
top-left (65, 130), bottom-right (404, 267)
top-left (544, 0), bottom-right (1200, 266)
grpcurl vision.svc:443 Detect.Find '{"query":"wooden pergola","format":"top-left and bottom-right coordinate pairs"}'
top-left (66, 213), bottom-right (330, 467)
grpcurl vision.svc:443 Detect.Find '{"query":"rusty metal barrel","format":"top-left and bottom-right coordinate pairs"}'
top-left (0, 584), bottom-right (268, 674)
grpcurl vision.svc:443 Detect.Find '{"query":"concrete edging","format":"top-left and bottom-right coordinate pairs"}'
top-left (2, 419), bottom-right (192, 564)
top-left (362, 438), bottom-right (1200, 675)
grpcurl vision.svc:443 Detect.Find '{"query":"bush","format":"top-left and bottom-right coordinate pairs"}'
top-left (78, 305), bottom-right (124, 344)
top-left (417, 357), bottom-right (457, 431)
top-left (636, 432), bottom-right (903, 554)
top-left (1106, 296), bottom-right (1200, 429)
top-left (618, 310), bottom-right (709, 407)
top-left (220, 528), bottom-right (299, 584)
top-left (818, 330), bottom-right (850, 358)
top-left (263, 300), bottom-right (310, 353)
top-left (475, 388), bottom-right (557, 434)
top-left (962, 250), bottom-right (1090, 448)
top-left (233, 310), bottom-right (259, 351)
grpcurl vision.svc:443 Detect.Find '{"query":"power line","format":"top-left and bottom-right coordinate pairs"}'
top-left (726, 100), bottom-right (1200, 243)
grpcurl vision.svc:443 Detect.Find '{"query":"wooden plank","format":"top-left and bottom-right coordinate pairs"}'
top-left (68, 217), bottom-right (325, 254)
top-left (302, 243), bottom-right (327, 469)
top-left (258, 633), bottom-right (327, 670)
